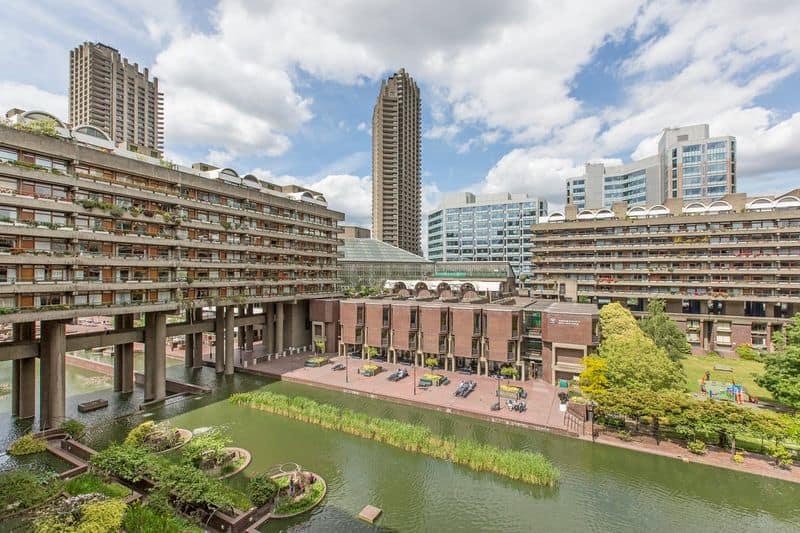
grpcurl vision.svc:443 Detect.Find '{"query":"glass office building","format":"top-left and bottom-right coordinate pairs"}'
top-left (427, 192), bottom-right (547, 282)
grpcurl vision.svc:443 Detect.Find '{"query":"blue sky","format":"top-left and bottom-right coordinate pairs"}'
top-left (2, 0), bottom-right (800, 235)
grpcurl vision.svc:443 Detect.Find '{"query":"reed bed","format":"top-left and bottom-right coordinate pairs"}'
top-left (230, 391), bottom-right (559, 487)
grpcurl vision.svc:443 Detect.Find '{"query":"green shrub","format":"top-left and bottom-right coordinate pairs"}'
top-left (617, 430), bottom-right (633, 442)
top-left (768, 444), bottom-right (794, 468)
top-left (125, 421), bottom-right (155, 447)
top-left (64, 472), bottom-right (130, 498)
top-left (687, 440), bottom-right (707, 455)
top-left (273, 479), bottom-right (324, 515)
top-left (91, 443), bottom-right (248, 512)
top-left (122, 503), bottom-right (201, 533)
top-left (0, 470), bottom-right (63, 517)
top-left (500, 366), bottom-right (518, 378)
top-left (91, 443), bottom-right (152, 482)
top-left (181, 427), bottom-right (231, 468)
top-left (8, 433), bottom-right (47, 455)
top-left (249, 474), bottom-right (279, 507)
top-left (735, 344), bottom-right (760, 361)
top-left (732, 452), bottom-right (745, 464)
top-left (60, 419), bottom-right (86, 440)
top-left (34, 498), bottom-right (127, 533)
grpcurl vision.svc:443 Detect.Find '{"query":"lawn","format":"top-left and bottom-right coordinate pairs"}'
top-left (682, 355), bottom-right (773, 402)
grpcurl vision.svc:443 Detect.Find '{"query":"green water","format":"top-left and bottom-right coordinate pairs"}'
top-left (2, 363), bottom-right (800, 532)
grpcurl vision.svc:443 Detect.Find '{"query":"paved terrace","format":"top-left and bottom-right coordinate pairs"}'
top-left (233, 350), bottom-right (575, 435)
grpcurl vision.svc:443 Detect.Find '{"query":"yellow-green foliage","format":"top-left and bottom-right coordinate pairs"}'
top-left (579, 355), bottom-right (609, 396)
top-left (124, 421), bottom-right (156, 447)
top-left (35, 499), bottom-right (127, 533)
top-left (8, 433), bottom-right (46, 455)
top-left (231, 391), bottom-right (560, 487)
top-left (599, 303), bottom-right (639, 339)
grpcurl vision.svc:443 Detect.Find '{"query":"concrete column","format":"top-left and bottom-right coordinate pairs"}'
top-left (184, 308), bottom-right (194, 368)
top-left (225, 306), bottom-right (235, 375)
top-left (264, 304), bottom-right (275, 353)
top-left (237, 305), bottom-right (246, 349)
top-left (113, 314), bottom-right (134, 394)
top-left (12, 323), bottom-right (36, 418)
top-left (39, 320), bottom-right (66, 430)
top-left (192, 308), bottom-right (204, 368)
top-left (275, 303), bottom-right (285, 353)
top-left (144, 311), bottom-right (166, 402)
top-left (215, 306), bottom-right (225, 373)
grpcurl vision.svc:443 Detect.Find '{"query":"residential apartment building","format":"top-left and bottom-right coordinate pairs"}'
top-left (531, 192), bottom-right (800, 354)
top-left (372, 68), bottom-right (422, 255)
top-left (1, 108), bottom-right (342, 428)
top-left (313, 296), bottom-right (598, 384)
top-left (427, 192), bottom-right (547, 281)
top-left (566, 125), bottom-right (736, 209)
top-left (69, 42), bottom-right (164, 155)
top-left (0, 109), bottom-right (342, 322)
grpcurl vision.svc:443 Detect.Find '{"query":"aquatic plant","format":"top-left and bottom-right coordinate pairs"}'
top-left (230, 391), bottom-right (560, 487)
top-left (8, 433), bottom-right (46, 455)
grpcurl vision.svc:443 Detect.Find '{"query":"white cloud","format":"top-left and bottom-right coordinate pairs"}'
top-left (250, 168), bottom-right (373, 227)
top-left (0, 82), bottom-right (66, 118)
top-left (481, 153), bottom-right (584, 208)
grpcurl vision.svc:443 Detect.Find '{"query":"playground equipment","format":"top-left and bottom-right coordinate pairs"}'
top-left (700, 378), bottom-right (750, 404)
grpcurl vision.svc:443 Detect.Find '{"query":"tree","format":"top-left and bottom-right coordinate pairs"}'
top-left (640, 299), bottom-right (691, 361)
top-left (756, 314), bottom-right (800, 409)
top-left (598, 303), bottom-right (639, 340)
top-left (579, 355), bottom-right (609, 397)
top-left (600, 330), bottom-right (686, 392)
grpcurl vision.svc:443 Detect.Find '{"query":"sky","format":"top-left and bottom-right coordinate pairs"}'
top-left (2, 0), bottom-right (800, 248)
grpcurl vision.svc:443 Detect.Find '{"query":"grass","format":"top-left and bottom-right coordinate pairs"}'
top-left (230, 391), bottom-right (560, 487)
top-left (682, 355), bottom-right (774, 402)
top-left (64, 472), bottom-right (131, 498)
top-left (0, 470), bottom-right (63, 518)
top-left (122, 503), bottom-right (202, 533)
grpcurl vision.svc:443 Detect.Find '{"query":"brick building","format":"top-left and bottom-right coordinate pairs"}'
top-left (311, 297), bottom-right (598, 384)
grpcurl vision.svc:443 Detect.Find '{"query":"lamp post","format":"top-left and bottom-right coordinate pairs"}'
top-left (413, 352), bottom-right (417, 396)
top-left (345, 347), bottom-right (349, 384)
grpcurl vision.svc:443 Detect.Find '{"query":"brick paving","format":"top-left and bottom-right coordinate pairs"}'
top-left (241, 350), bottom-right (574, 435)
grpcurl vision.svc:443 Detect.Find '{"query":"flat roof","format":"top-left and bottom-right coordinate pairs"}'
top-left (341, 297), bottom-right (598, 315)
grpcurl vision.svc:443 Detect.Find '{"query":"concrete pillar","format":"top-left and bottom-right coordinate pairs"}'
top-left (275, 303), bottom-right (285, 353)
top-left (215, 306), bottom-right (225, 373)
top-left (225, 306), bottom-right (235, 374)
top-left (184, 308), bottom-right (194, 368)
top-left (237, 305), bottom-right (246, 349)
top-left (144, 311), bottom-right (166, 402)
top-left (192, 308), bottom-right (204, 368)
top-left (113, 314), bottom-right (134, 394)
top-left (39, 320), bottom-right (66, 430)
top-left (12, 323), bottom-right (36, 419)
top-left (264, 304), bottom-right (275, 353)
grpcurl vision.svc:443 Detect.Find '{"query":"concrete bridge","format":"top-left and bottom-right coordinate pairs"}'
top-left (2, 301), bottom-right (311, 429)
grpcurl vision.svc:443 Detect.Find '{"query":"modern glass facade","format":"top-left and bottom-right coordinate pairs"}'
top-left (671, 139), bottom-right (735, 200)
top-left (427, 193), bottom-right (547, 280)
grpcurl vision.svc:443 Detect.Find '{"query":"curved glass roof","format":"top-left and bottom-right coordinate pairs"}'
top-left (341, 238), bottom-right (431, 264)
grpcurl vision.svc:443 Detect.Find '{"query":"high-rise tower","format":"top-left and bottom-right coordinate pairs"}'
top-left (372, 68), bottom-right (421, 256)
top-left (69, 42), bottom-right (164, 155)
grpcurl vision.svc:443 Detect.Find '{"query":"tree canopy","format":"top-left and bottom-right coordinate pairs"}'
top-left (592, 303), bottom-right (685, 392)
top-left (640, 299), bottom-right (692, 361)
top-left (756, 314), bottom-right (800, 408)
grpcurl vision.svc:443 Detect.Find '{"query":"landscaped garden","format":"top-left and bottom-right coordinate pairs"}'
top-left (230, 390), bottom-right (560, 486)
top-left (576, 301), bottom-right (800, 466)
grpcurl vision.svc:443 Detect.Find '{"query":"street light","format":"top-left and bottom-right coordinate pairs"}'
top-left (413, 354), bottom-right (417, 396)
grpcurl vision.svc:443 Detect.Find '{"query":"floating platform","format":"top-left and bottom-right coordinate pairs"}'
top-left (358, 505), bottom-right (382, 524)
top-left (77, 399), bottom-right (108, 412)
